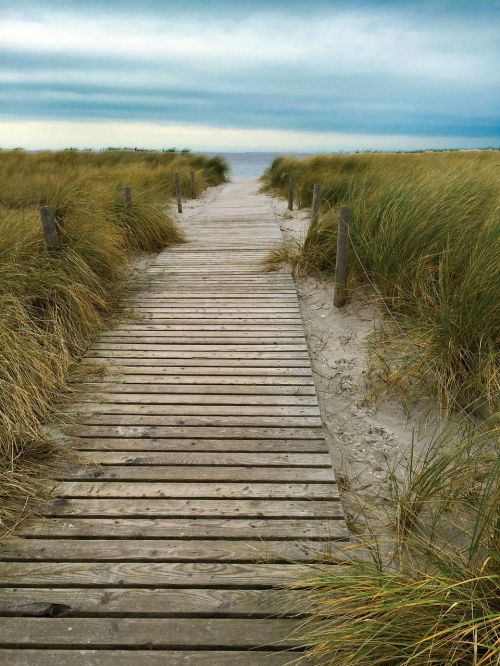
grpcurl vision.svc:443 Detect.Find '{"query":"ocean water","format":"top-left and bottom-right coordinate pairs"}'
top-left (206, 152), bottom-right (310, 180)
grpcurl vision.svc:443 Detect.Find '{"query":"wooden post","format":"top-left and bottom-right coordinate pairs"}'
top-left (174, 172), bottom-right (182, 213)
top-left (311, 183), bottom-right (321, 222)
top-left (39, 206), bottom-right (60, 249)
top-left (190, 170), bottom-right (197, 199)
top-left (124, 186), bottom-right (132, 208)
top-left (288, 174), bottom-right (296, 211)
top-left (333, 206), bottom-right (352, 308)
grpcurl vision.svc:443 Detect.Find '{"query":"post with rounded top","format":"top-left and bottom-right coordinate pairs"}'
top-left (288, 174), bottom-right (296, 211)
top-left (39, 205), bottom-right (60, 249)
top-left (174, 172), bottom-right (182, 213)
top-left (124, 186), bottom-right (132, 208)
top-left (311, 183), bottom-right (321, 223)
top-left (190, 170), bottom-right (197, 199)
top-left (333, 206), bottom-right (352, 308)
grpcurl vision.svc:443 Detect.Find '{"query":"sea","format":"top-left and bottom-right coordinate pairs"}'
top-left (206, 152), bottom-right (311, 180)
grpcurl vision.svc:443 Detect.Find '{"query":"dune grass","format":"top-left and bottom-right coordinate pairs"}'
top-left (295, 547), bottom-right (499, 665)
top-left (0, 148), bottom-right (228, 533)
top-left (262, 151), bottom-right (500, 415)
top-left (262, 151), bottom-right (499, 664)
top-left (293, 423), bottom-right (499, 665)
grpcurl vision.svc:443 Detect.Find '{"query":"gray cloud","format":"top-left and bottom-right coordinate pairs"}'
top-left (0, 1), bottom-right (498, 148)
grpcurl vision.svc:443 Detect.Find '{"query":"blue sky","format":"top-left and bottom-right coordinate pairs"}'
top-left (1, 0), bottom-right (499, 151)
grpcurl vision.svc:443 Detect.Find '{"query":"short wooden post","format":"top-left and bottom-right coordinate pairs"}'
top-left (311, 183), bottom-right (321, 222)
top-left (288, 174), bottom-right (296, 211)
top-left (333, 206), bottom-right (352, 308)
top-left (174, 172), bottom-right (182, 213)
top-left (190, 170), bottom-right (197, 199)
top-left (39, 205), bottom-right (60, 249)
top-left (124, 186), bottom-right (132, 208)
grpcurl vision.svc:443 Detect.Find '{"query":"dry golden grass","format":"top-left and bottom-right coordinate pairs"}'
top-left (262, 151), bottom-right (500, 415)
top-left (263, 151), bottom-right (500, 665)
top-left (0, 148), bottom-right (229, 534)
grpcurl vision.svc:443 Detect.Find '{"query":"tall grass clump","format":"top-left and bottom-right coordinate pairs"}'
top-left (262, 151), bottom-right (500, 414)
top-left (292, 423), bottom-right (499, 665)
top-left (0, 148), bottom-right (228, 533)
top-left (262, 151), bottom-right (500, 663)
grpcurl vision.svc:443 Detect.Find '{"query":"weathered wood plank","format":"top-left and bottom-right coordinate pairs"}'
top-left (0, 650), bottom-right (301, 666)
top-left (79, 363), bottom-right (313, 375)
top-left (75, 451), bottom-right (331, 466)
top-left (73, 393), bottom-right (319, 405)
top-left (106, 324), bottom-right (303, 331)
top-left (58, 465), bottom-right (334, 481)
top-left (88, 344), bottom-right (308, 352)
top-left (68, 415), bottom-right (323, 428)
top-left (0, 617), bottom-right (302, 648)
top-left (82, 357), bottom-right (310, 366)
top-left (65, 426), bottom-right (325, 439)
top-left (65, 404), bottom-right (320, 417)
top-left (18, 517), bottom-right (348, 539)
top-left (42, 498), bottom-right (343, 519)
top-left (0, 539), bottom-right (335, 562)
top-left (98, 334), bottom-right (306, 342)
top-left (0, 562), bottom-right (336, 587)
top-left (73, 383), bottom-right (317, 395)
top-left (54, 481), bottom-right (339, 499)
top-left (66, 438), bottom-right (327, 452)
top-left (72, 376), bottom-right (316, 386)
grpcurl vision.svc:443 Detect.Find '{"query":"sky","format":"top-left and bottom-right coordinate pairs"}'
top-left (0, 0), bottom-right (499, 152)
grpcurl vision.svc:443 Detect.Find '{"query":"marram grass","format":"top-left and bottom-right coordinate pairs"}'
top-left (262, 151), bottom-right (500, 415)
top-left (291, 424), bottom-right (499, 666)
top-left (294, 554), bottom-right (499, 666)
top-left (263, 152), bottom-right (499, 664)
top-left (0, 148), bottom-right (229, 533)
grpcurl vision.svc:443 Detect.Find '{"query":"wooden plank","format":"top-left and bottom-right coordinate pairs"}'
top-left (72, 375), bottom-right (315, 386)
top-left (82, 357), bottom-right (310, 366)
top-left (88, 344), bottom-right (308, 352)
top-left (99, 336), bottom-right (305, 343)
top-left (65, 426), bottom-right (325, 439)
top-left (69, 438), bottom-right (327, 452)
top-left (121, 292), bottom-right (298, 297)
top-left (18, 517), bottom-right (349, 539)
top-left (54, 482), bottom-right (339, 499)
top-left (79, 363), bottom-right (313, 376)
top-left (59, 465), bottom-right (334, 481)
top-left (106, 324), bottom-right (303, 331)
top-left (65, 404), bottom-right (320, 417)
top-left (73, 393), bottom-right (319, 405)
top-left (76, 451), bottom-right (331, 466)
top-left (43, 498), bottom-right (343, 519)
top-left (0, 650), bottom-right (300, 666)
top-left (121, 299), bottom-right (300, 306)
top-left (124, 315), bottom-right (303, 321)
top-left (119, 307), bottom-right (301, 313)
top-left (0, 562), bottom-right (336, 587)
top-left (0, 539), bottom-right (335, 562)
top-left (73, 383), bottom-right (317, 396)
top-left (68, 415), bottom-right (323, 428)
top-left (0, 617), bottom-right (301, 648)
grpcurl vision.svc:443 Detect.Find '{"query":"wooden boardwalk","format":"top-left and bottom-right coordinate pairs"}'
top-left (0, 181), bottom-right (348, 665)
